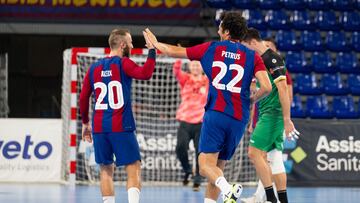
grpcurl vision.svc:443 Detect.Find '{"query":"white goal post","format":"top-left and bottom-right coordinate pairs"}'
top-left (62, 47), bottom-right (256, 185)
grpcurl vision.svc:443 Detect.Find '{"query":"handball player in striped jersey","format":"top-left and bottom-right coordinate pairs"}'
top-left (80, 28), bottom-right (156, 203)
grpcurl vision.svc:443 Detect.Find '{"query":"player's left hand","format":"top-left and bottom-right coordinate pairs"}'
top-left (284, 119), bottom-right (300, 141)
top-left (143, 31), bottom-right (155, 49)
top-left (82, 122), bottom-right (93, 143)
top-left (144, 28), bottom-right (159, 47)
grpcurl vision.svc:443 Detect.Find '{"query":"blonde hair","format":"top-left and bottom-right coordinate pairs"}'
top-left (108, 28), bottom-right (130, 50)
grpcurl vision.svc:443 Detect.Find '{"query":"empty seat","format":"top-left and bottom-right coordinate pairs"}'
top-left (291, 95), bottom-right (306, 118)
top-left (336, 52), bottom-right (360, 73)
top-left (351, 32), bottom-right (360, 51)
top-left (258, 0), bottom-right (282, 9)
top-left (307, 0), bottom-right (331, 10)
top-left (348, 74), bottom-right (360, 95)
top-left (293, 75), bottom-right (299, 93)
top-left (321, 73), bottom-right (349, 95)
top-left (231, 0), bottom-right (257, 9)
top-left (326, 31), bottom-right (350, 52)
top-left (297, 74), bottom-right (323, 95)
top-left (265, 10), bottom-right (290, 30)
top-left (246, 10), bottom-right (267, 30)
top-left (285, 52), bottom-right (311, 73)
top-left (315, 11), bottom-right (339, 30)
top-left (291, 10), bottom-right (316, 30)
top-left (333, 96), bottom-right (359, 119)
top-left (306, 95), bottom-right (333, 118)
top-left (341, 12), bottom-right (360, 31)
top-left (206, 0), bottom-right (232, 9)
top-left (331, 0), bottom-right (355, 11)
top-left (260, 30), bottom-right (273, 39)
top-left (283, 0), bottom-right (306, 9)
top-left (312, 52), bottom-right (337, 73)
top-left (302, 31), bottom-right (324, 51)
top-left (276, 31), bottom-right (301, 51)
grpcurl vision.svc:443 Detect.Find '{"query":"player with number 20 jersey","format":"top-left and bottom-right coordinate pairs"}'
top-left (80, 33), bottom-right (156, 167)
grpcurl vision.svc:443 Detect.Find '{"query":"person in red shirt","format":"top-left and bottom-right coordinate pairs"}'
top-left (173, 59), bottom-right (208, 191)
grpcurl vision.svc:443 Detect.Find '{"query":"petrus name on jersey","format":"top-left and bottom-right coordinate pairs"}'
top-left (221, 51), bottom-right (240, 60)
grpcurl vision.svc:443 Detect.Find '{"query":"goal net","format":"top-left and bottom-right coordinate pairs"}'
top-left (62, 48), bottom-right (256, 185)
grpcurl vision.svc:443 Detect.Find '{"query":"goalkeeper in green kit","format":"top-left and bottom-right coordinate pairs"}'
top-left (242, 28), bottom-right (300, 203)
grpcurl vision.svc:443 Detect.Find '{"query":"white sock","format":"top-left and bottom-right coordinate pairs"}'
top-left (103, 196), bottom-right (115, 203)
top-left (215, 176), bottom-right (231, 195)
top-left (204, 197), bottom-right (217, 203)
top-left (128, 187), bottom-right (140, 203)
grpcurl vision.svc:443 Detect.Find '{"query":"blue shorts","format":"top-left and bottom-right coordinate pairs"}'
top-left (199, 110), bottom-right (247, 160)
top-left (93, 131), bottom-right (141, 166)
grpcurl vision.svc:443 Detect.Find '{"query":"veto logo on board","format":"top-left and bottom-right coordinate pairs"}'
top-left (0, 135), bottom-right (53, 160)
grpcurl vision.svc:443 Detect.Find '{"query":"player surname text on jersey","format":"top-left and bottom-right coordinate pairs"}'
top-left (101, 70), bottom-right (112, 77)
top-left (221, 51), bottom-right (240, 60)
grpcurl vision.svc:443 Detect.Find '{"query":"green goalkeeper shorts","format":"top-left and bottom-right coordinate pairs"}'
top-left (250, 114), bottom-right (284, 152)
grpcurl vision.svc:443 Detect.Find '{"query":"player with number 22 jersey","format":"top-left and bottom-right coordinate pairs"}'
top-left (186, 40), bottom-right (266, 160)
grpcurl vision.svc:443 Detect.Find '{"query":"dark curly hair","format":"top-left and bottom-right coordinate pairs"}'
top-left (242, 27), bottom-right (262, 42)
top-left (220, 11), bottom-right (248, 40)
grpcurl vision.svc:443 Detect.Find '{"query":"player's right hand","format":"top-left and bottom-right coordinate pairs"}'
top-left (82, 122), bottom-right (93, 143)
top-left (284, 119), bottom-right (300, 141)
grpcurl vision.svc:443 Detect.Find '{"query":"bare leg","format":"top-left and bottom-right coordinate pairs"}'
top-left (100, 164), bottom-right (115, 196)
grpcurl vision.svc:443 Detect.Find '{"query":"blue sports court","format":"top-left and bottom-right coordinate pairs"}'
top-left (0, 184), bottom-right (359, 203)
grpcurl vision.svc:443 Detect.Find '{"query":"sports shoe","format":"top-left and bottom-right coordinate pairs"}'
top-left (192, 182), bottom-right (200, 192)
top-left (223, 184), bottom-right (243, 203)
top-left (182, 172), bottom-right (192, 186)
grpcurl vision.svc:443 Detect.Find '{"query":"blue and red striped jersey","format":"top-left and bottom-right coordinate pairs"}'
top-left (80, 50), bottom-right (156, 133)
top-left (186, 41), bottom-right (266, 122)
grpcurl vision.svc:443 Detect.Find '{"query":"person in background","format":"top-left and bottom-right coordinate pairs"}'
top-left (173, 59), bottom-right (208, 191)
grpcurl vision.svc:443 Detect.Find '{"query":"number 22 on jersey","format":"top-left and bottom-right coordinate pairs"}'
top-left (212, 61), bottom-right (244, 93)
top-left (94, 81), bottom-right (124, 110)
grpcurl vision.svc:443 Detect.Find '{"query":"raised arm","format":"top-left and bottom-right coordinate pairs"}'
top-left (122, 49), bottom-right (156, 80)
top-left (173, 59), bottom-right (189, 86)
top-left (251, 54), bottom-right (272, 104)
top-left (144, 28), bottom-right (210, 60)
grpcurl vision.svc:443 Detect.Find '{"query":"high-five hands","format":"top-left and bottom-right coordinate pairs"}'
top-left (143, 30), bottom-right (155, 49)
top-left (144, 28), bottom-right (159, 49)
